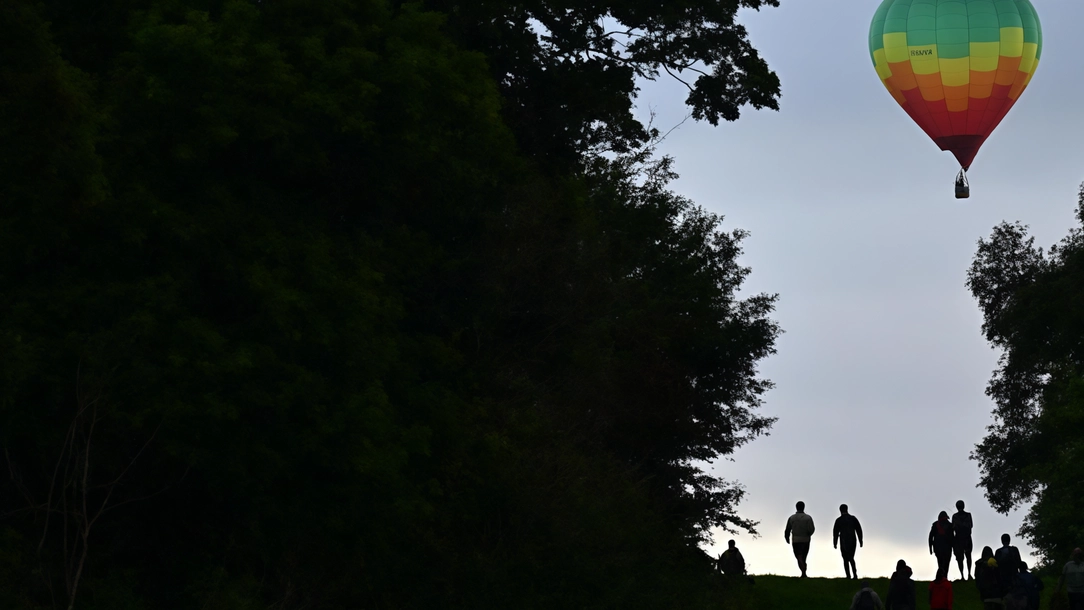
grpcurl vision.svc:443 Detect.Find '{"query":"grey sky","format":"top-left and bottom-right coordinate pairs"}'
top-left (631, 1), bottom-right (1084, 577)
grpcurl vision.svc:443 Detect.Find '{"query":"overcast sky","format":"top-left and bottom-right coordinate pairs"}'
top-left (630, 0), bottom-right (1084, 578)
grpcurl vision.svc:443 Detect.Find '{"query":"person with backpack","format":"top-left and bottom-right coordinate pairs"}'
top-left (1015, 562), bottom-right (1043, 610)
top-left (849, 579), bottom-right (884, 610)
top-left (1002, 566), bottom-right (1032, 610)
top-left (717, 539), bottom-right (746, 577)
top-left (952, 500), bottom-right (974, 581)
top-left (885, 559), bottom-right (915, 610)
top-left (928, 511), bottom-right (955, 580)
top-left (833, 504), bottom-right (864, 579)
top-left (994, 533), bottom-right (1023, 596)
top-left (974, 546), bottom-right (1003, 610)
top-left (928, 572), bottom-right (954, 610)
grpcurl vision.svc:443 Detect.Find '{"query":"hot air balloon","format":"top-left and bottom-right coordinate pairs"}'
top-left (869, 0), bottom-right (1041, 198)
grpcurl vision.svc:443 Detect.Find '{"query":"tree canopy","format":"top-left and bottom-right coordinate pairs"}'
top-left (967, 187), bottom-right (1084, 566)
top-left (0, 0), bottom-right (781, 607)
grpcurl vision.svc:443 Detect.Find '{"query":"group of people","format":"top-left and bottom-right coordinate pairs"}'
top-left (860, 548), bottom-right (1084, 610)
top-left (853, 539), bottom-right (1043, 610)
top-left (778, 499), bottom-right (983, 582)
top-left (712, 499), bottom-right (1084, 610)
top-left (783, 501), bottom-right (867, 579)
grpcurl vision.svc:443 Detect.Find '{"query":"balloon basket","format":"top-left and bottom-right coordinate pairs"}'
top-left (954, 169), bottom-right (969, 199)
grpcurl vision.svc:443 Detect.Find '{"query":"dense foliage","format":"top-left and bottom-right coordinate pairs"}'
top-left (967, 187), bottom-right (1084, 567)
top-left (0, 0), bottom-right (781, 607)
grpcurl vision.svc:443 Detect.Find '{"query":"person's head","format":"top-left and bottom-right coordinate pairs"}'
top-left (796, 501), bottom-right (805, 512)
top-left (981, 546), bottom-right (994, 561)
top-left (1002, 533), bottom-right (1011, 546)
top-left (1020, 561), bottom-right (1029, 572)
top-left (956, 499), bottom-right (965, 510)
top-left (896, 559), bottom-right (907, 572)
top-left (728, 539), bottom-right (736, 549)
top-left (861, 578), bottom-right (871, 590)
top-left (935, 567), bottom-right (947, 580)
top-left (1072, 548), bottom-right (1083, 562)
top-left (840, 503), bottom-right (848, 515)
top-left (938, 510), bottom-right (949, 521)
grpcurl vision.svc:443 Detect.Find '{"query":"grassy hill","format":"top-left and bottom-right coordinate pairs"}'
top-left (723, 575), bottom-right (1060, 609)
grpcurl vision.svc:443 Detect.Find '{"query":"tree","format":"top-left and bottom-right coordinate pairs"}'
top-left (1, 0), bottom-right (781, 606)
top-left (967, 186), bottom-right (1084, 565)
top-left (426, 0), bottom-right (782, 163)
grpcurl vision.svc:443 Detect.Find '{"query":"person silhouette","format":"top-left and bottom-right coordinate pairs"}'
top-left (785, 501), bottom-right (815, 578)
top-left (885, 559), bottom-right (915, 610)
top-left (928, 572), bottom-right (954, 610)
top-left (975, 546), bottom-right (1002, 609)
top-left (850, 579), bottom-right (884, 610)
top-left (952, 500), bottom-right (974, 580)
top-left (994, 533), bottom-right (1022, 596)
top-left (1015, 561), bottom-right (1044, 610)
top-left (928, 511), bottom-right (954, 580)
top-left (1056, 548), bottom-right (1084, 610)
top-left (833, 504), bottom-right (864, 579)
top-left (718, 539), bottom-right (746, 577)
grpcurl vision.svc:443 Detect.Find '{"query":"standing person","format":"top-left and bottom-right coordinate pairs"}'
top-left (994, 533), bottom-right (1022, 595)
top-left (834, 504), bottom-right (864, 579)
top-left (717, 539), bottom-right (746, 577)
top-left (928, 511), bottom-right (955, 579)
top-left (951, 500), bottom-right (974, 580)
top-left (975, 546), bottom-right (1002, 610)
top-left (1015, 562), bottom-right (1043, 610)
top-left (1055, 548), bottom-right (1084, 610)
top-left (928, 572), bottom-right (954, 610)
top-left (784, 501), bottom-right (815, 578)
top-left (849, 579), bottom-right (884, 610)
top-left (885, 559), bottom-right (915, 610)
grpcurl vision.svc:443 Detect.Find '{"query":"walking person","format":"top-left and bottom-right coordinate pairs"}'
top-left (784, 501), bottom-right (815, 578)
top-left (928, 511), bottom-right (955, 579)
top-left (885, 559), bottom-right (915, 610)
top-left (951, 500), bottom-right (974, 580)
top-left (1055, 548), bottom-right (1084, 610)
top-left (994, 533), bottom-right (1023, 596)
top-left (928, 572), bottom-right (954, 610)
top-left (834, 504), bottom-right (864, 579)
top-left (975, 546), bottom-right (1003, 610)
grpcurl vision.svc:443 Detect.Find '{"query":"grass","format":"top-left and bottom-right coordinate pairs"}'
top-left (722, 575), bottom-right (1061, 609)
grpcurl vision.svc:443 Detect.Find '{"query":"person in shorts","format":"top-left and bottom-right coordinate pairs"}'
top-left (785, 501), bottom-right (815, 578)
top-left (952, 500), bottom-right (974, 580)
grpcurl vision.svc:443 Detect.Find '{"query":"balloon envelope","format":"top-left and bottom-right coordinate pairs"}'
top-left (869, 0), bottom-right (1041, 170)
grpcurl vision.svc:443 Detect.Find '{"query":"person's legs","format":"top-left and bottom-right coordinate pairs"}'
top-left (964, 538), bottom-right (974, 579)
top-left (936, 550), bottom-right (951, 579)
top-left (842, 544), bottom-right (856, 579)
top-left (1069, 591), bottom-right (1084, 610)
top-left (793, 542), bottom-right (809, 578)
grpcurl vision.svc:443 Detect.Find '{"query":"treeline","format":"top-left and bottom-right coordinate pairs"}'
top-left (0, 1), bottom-right (782, 608)
top-left (968, 189), bottom-right (1084, 569)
